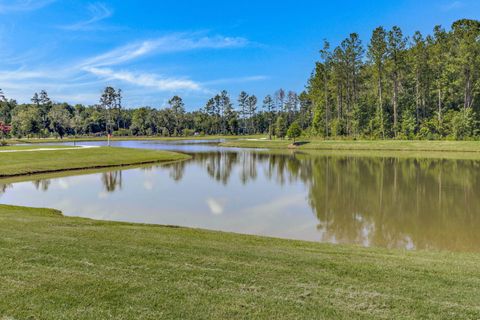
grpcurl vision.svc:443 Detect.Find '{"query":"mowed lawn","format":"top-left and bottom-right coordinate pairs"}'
top-left (220, 138), bottom-right (480, 153)
top-left (0, 147), bottom-right (190, 177)
top-left (0, 145), bottom-right (75, 151)
top-left (0, 205), bottom-right (479, 319)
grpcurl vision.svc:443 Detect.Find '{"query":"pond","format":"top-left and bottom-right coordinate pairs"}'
top-left (2, 139), bottom-right (480, 252)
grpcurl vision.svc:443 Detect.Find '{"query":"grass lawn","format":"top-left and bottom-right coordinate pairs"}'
top-left (0, 147), bottom-right (189, 177)
top-left (0, 145), bottom-right (77, 151)
top-left (0, 205), bottom-right (479, 319)
top-left (10, 136), bottom-right (480, 154)
top-left (220, 138), bottom-right (480, 153)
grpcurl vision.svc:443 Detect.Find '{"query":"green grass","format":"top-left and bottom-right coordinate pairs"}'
top-left (11, 136), bottom-right (480, 154)
top-left (220, 138), bottom-right (480, 153)
top-left (0, 205), bottom-right (479, 319)
top-left (0, 147), bottom-right (189, 177)
top-left (0, 145), bottom-right (76, 151)
top-left (257, 148), bottom-right (480, 161)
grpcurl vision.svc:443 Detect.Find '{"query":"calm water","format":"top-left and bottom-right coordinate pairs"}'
top-left (2, 140), bottom-right (480, 252)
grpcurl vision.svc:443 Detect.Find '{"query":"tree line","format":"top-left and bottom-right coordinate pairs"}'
top-left (0, 86), bottom-right (306, 139)
top-left (0, 19), bottom-right (479, 140)
top-left (308, 19), bottom-right (480, 140)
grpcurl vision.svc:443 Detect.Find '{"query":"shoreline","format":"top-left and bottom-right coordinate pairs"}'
top-left (1, 204), bottom-right (479, 318)
top-left (0, 146), bottom-right (190, 178)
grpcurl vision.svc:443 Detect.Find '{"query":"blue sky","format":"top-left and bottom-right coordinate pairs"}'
top-left (0, 0), bottom-right (478, 109)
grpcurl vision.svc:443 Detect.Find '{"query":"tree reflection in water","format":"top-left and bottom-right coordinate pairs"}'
top-left (317, 157), bottom-right (480, 251)
top-left (161, 151), bottom-right (480, 251)
top-left (32, 179), bottom-right (51, 191)
top-left (6, 150), bottom-right (480, 251)
top-left (0, 182), bottom-right (11, 198)
top-left (168, 161), bottom-right (186, 182)
top-left (102, 171), bottom-right (123, 192)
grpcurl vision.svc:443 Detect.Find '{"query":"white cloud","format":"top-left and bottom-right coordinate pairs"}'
top-left (243, 194), bottom-right (306, 216)
top-left (60, 2), bottom-right (113, 31)
top-left (0, 0), bottom-right (56, 13)
top-left (0, 32), bottom-right (253, 104)
top-left (0, 69), bottom-right (51, 80)
top-left (440, 1), bottom-right (465, 11)
top-left (98, 191), bottom-right (109, 199)
top-left (81, 41), bottom-right (158, 68)
top-left (80, 33), bottom-right (249, 67)
top-left (203, 75), bottom-right (269, 86)
top-left (75, 33), bottom-right (249, 92)
top-left (84, 67), bottom-right (202, 91)
top-left (143, 180), bottom-right (154, 191)
top-left (206, 198), bottom-right (226, 215)
top-left (58, 179), bottom-right (70, 190)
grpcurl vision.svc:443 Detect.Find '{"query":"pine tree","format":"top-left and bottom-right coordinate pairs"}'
top-left (237, 91), bottom-right (249, 134)
top-left (247, 95), bottom-right (257, 134)
top-left (368, 26), bottom-right (388, 138)
top-left (451, 19), bottom-right (480, 110)
top-left (320, 40), bottom-right (331, 136)
top-left (262, 95), bottom-right (275, 139)
top-left (168, 96), bottom-right (185, 135)
top-left (411, 31), bottom-right (429, 125)
top-left (387, 26), bottom-right (407, 137)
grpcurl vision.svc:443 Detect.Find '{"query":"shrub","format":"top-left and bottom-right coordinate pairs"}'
top-left (160, 127), bottom-right (170, 137)
top-left (287, 121), bottom-right (302, 143)
top-left (113, 129), bottom-right (131, 136)
top-left (183, 129), bottom-right (195, 136)
top-left (401, 109), bottom-right (416, 139)
top-left (445, 108), bottom-right (476, 140)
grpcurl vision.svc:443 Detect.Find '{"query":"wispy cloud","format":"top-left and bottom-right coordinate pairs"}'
top-left (440, 1), bottom-right (465, 11)
top-left (0, 32), bottom-right (252, 104)
top-left (0, 0), bottom-right (56, 13)
top-left (60, 2), bottom-right (113, 31)
top-left (80, 33), bottom-right (249, 67)
top-left (76, 33), bottom-right (249, 92)
top-left (84, 67), bottom-right (201, 91)
top-left (203, 75), bottom-right (269, 86)
top-left (0, 69), bottom-right (49, 80)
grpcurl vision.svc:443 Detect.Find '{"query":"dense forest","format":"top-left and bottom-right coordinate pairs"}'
top-left (0, 19), bottom-right (479, 140)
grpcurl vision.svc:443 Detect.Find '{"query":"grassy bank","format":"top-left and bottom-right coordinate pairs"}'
top-left (0, 145), bottom-right (77, 151)
top-left (220, 138), bottom-right (480, 153)
top-left (0, 205), bottom-right (479, 319)
top-left (0, 147), bottom-right (189, 177)
top-left (10, 136), bottom-right (480, 154)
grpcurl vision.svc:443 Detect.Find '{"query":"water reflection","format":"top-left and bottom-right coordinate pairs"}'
top-left (32, 179), bottom-right (51, 191)
top-left (306, 157), bottom-right (480, 251)
top-left (2, 149), bottom-right (480, 252)
top-left (102, 171), bottom-right (123, 192)
top-left (168, 162), bottom-right (185, 182)
top-left (161, 152), bottom-right (480, 251)
top-left (0, 182), bottom-right (11, 198)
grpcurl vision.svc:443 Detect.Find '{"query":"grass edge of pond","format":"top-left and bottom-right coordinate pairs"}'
top-left (1, 204), bottom-right (479, 319)
top-left (0, 147), bottom-right (191, 178)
